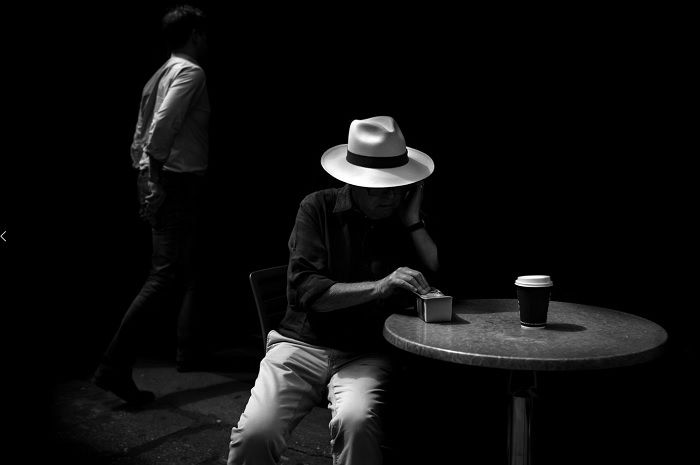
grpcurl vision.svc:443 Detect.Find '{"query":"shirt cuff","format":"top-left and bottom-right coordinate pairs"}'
top-left (297, 274), bottom-right (336, 310)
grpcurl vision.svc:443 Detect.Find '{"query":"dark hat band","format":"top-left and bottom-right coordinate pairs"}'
top-left (346, 150), bottom-right (409, 169)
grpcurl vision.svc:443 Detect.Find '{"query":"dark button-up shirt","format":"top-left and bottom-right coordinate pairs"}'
top-left (277, 185), bottom-right (435, 352)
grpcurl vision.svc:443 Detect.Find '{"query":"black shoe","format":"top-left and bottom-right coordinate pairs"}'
top-left (93, 369), bottom-right (155, 406)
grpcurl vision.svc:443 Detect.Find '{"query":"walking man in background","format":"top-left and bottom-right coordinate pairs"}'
top-left (93, 4), bottom-right (210, 405)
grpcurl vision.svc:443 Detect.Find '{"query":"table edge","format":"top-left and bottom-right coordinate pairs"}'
top-left (383, 299), bottom-right (668, 371)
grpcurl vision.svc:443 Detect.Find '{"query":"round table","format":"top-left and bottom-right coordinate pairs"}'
top-left (383, 299), bottom-right (667, 464)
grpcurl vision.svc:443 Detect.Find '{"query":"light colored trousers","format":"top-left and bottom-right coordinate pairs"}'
top-left (227, 330), bottom-right (393, 465)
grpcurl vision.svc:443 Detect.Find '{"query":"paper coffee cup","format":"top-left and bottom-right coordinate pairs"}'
top-left (515, 275), bottom-right (553, 328)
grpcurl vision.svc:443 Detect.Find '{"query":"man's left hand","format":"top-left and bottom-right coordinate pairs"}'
top-left (399, 181), bottom-right (424, 227)
top-left (144, 180), bottom-right (166, 219)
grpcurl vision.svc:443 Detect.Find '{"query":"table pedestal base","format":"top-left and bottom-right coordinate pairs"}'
top-left (507, 371), bottom-right (537, 465)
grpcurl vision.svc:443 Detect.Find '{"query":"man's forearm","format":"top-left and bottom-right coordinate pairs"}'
top-left (311, 281), bottom-right (380, 312)
top-left (410, 228), bottom-right (439, 273)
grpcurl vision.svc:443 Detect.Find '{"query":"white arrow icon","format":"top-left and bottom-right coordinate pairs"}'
top-left (1, 231), bottom-right (5, 242)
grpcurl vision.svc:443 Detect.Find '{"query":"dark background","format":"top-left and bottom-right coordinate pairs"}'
top-left (9, 2), bottom-right (694, 463)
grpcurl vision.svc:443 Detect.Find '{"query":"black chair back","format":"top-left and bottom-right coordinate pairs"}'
top-left (249, 265), bottom-right (288, 351)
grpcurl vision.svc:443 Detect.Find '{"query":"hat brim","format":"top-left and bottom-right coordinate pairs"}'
top-left (321, 144), bottom-right (434, 188)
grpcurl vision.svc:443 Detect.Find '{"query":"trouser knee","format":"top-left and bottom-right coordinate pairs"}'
top-left (228, 416), bottom-right (286, 465)
top-left (330, 407), bottom-right (382, 442)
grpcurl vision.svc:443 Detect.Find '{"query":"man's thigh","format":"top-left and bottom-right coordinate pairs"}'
top-left (327, 353), bottom-right (394, 414)
top-left (239, 331), bottom-right (329, 432)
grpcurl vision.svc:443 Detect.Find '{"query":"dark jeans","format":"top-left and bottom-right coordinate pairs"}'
top-left (102, 169), bottom-right (206, 371)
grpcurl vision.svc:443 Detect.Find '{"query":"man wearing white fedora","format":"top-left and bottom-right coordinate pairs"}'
top-left (227, 116), bottom-right (440, 465)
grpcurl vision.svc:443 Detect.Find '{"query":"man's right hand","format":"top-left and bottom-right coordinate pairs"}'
top-left (144, 181), bottom-right (166, 218)
top-left (376, 266), bottom-right (430, 298)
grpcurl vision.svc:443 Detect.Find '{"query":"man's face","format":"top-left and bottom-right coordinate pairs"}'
top-left (352, 185), bottom-right (411, 219)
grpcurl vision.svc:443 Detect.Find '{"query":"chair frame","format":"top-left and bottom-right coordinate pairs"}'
top-left (249, 265), bottom-right (288, 351)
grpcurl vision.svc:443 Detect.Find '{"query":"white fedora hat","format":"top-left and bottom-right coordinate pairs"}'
top-left (320, 116), bottom-right (434, 188)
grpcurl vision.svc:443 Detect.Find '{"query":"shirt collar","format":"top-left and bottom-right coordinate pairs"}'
top-left (171, 52), bottom-right (199, 66)
top-left (333, 184), bottom-right (354, 214)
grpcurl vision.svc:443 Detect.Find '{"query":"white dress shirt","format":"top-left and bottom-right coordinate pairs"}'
top-left (130, 53), bottom-right (210, 174)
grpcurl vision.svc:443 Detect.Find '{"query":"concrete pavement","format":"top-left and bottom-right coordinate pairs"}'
top-left (48, 340), bottom-right (683, 465)
top-left (50, 349), bottom-right (333, 465)
top-left (48, 341), bottom-right (510, 465)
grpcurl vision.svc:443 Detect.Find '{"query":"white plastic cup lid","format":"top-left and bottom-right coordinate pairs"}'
top-left (515, 275), bottom-right (553, 287)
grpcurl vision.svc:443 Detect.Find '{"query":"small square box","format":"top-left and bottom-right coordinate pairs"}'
top-left (415, 288), bottom-right (453, 323)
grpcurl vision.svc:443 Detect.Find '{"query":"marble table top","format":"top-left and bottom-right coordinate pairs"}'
top-left (383, 299), bottom-right (667, 371)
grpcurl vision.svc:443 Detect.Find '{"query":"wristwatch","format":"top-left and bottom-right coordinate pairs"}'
top-left (406, 220), bottom-right (425, 232)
